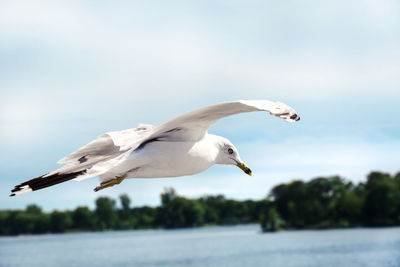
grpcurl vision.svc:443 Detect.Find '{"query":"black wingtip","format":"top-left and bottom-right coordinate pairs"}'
top-left (11, 187), bottom-right (20, 193)
top-left (10, 170), bottom-right (86, 196)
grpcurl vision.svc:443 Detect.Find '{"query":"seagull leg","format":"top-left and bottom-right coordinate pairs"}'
top-left (94, 174), bottom-right (127, 192)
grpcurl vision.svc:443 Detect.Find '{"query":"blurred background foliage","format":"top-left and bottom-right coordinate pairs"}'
top-left (1, 171), bottom-right (399, 235)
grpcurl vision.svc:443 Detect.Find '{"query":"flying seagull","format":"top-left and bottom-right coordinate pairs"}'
top-left (10, 100), bottom-right (300, 197)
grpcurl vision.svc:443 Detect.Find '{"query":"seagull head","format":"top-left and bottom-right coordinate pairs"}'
top-left (214, 136), bottom-right (252, 176)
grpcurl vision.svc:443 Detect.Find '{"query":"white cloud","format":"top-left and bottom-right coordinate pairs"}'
top-left (1, 0), bottom-right (399, 103)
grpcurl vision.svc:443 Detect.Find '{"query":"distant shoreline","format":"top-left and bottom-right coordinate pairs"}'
top-left (2, 171), bottom-right (399, 236)
top-left (2, 224), bottom-right (400, 238)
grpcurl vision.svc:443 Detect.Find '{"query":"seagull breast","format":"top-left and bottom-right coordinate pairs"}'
top-left (124, 134), bottom-right (219, 178)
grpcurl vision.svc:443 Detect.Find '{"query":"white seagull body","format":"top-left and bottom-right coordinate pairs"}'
top-left (11, 100), bottom-right (300, 196)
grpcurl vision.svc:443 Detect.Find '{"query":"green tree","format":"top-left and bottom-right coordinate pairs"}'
top-left (13, 211), bottom-right (35, 234)
top-left (363, 171), bottom-right (400, 226)
top-left (199, 195), bottom-right (224, 224)
top-left (271, 180), bottom-right (308, 228)
top-left (50, 210), bottom-right (73, 233)
top-left (118, 194), bottom-right (132, 229)
top-left (26, 204), bottom-right (42, 215)
top-left (158, 188), bottom-right (205, 228)
top-left (120, 194), bottom-right (131, 212)
top-left (271, 177), bottom-right (356, 229)
top-left (336, 184), bottom-right (365, 226)
top-left (72, 206), bottom-right (96, 230)
top-left (260, 207), bottom-right (281, 232)
top-left (0, 211), bottom-right (9, 235)
top-left (307, 177), bottom-right (351, 227)
top-left (95, 197), bottom-right (118, 229)
top-left (130, 206), bottom-right (157, 228)
top-left (25, 204), bottom-right (50, 233)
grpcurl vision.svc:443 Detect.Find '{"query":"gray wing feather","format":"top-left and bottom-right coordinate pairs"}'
top-left (58, 123), bottom-right (154, 164)
top-left (141, 100), bottom-right (300, 142)
top-left (51, 123), bottom-right (155, 181)
top-left (57, 134), bottom-right (119, 164)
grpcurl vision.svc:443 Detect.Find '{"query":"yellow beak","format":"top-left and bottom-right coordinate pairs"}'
top-left (236, 162), bottom-right (252, 176)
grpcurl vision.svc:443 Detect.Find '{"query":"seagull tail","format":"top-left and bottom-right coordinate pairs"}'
top-left (10, 170), bottom-right (86, 197)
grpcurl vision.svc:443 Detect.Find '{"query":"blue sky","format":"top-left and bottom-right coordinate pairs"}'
top-left (1, 0), bottom-right (399, 210)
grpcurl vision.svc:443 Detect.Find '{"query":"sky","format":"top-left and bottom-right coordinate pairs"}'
top-left (0, 0), bottom-right (399, 211)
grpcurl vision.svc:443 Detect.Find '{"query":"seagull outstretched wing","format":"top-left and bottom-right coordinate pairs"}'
top-left (142, 100), bottom-right (300, 142)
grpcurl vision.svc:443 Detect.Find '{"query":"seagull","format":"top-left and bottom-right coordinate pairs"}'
top-left (10, 100), bottom-right (300, 197)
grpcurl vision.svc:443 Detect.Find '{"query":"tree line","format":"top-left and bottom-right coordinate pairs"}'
top-left (1, 171), bottom-right (399, 235)
top-left (261, 171), bottom-right (400, 231)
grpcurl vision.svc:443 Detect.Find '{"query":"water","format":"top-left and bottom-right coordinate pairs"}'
top-left (1, 225), bottom-right (399, 267)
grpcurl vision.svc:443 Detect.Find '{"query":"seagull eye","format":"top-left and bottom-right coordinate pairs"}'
top-left (228, 148), bottom-right (234, 154)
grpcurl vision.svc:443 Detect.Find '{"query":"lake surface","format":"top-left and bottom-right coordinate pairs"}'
top-left (1, 225), bottom-right (399, 267)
